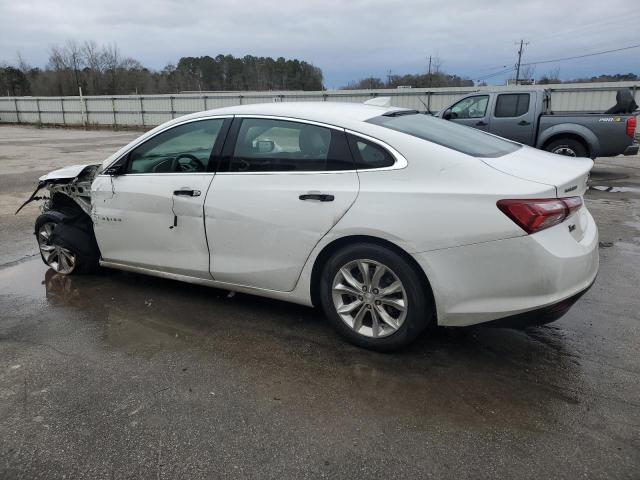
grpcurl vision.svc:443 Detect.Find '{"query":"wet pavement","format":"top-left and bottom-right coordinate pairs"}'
top-left (1, 126), bottom-right (639, 479)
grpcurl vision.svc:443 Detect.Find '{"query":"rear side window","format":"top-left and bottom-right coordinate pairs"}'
top-left (494, 94), bottom-right (530, 118)
top-left (348, 135), bottom-right (395, 169)
top-left (367, 113), bottom-right (520, 158)
top-left (229, 118), bottom-right (353, 172)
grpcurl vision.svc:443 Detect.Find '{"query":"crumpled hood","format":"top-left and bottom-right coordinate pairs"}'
top-left (39, 164), bottom-right (97, 182)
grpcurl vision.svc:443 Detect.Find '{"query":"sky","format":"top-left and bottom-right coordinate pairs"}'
top-left (1, 0), bottom-right (639, 89)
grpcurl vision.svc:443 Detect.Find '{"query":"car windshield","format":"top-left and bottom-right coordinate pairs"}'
top-left (367, 113), bottom-right (521, 158)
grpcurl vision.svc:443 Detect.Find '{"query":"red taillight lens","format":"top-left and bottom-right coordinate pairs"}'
top-left (497, 197), bottom-right (583, 234)
top-left (627, 116), bottom-right (637, 138)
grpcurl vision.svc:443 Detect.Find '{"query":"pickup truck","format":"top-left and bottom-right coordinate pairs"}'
top-left (438, 89), bottom-right (639, 158)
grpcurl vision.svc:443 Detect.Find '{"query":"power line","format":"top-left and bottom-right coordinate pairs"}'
top-left (476, 42), bottom-right (640, 82)
top-left (521, 43), bottom-right (640, 66)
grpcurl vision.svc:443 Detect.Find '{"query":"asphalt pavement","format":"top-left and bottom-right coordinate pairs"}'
top-left (0, 125), bottom-right (639, 479)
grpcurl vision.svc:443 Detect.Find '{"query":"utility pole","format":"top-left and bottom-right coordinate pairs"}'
top-left (427, 55), bottom-right (433, 113)
top-left (387, 69), bottom-right (392, 88)
top-left (514, 40), bottom-right (529, 85)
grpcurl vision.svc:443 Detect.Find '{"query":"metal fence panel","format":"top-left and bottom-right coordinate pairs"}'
top-left (1, 82), bottom-right (637, 128)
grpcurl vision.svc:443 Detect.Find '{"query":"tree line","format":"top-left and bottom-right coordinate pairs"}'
top-left (0, 40), bottom-right (324, 96)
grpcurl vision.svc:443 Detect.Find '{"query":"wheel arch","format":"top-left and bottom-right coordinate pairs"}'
top-left (537, 125), bottom-right (599, 158)
top-left (309, 234), bottom-right (436, 313)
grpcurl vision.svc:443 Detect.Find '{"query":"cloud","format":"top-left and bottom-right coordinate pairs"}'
top-left (1, 0), bottom-right (638, 87)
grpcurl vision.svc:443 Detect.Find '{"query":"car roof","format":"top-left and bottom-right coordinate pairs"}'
top-left (186, 101), bottom-right (408, 126)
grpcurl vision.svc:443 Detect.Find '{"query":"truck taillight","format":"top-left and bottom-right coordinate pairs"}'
top-left (497, 197), bottom-right (582, 234)
top-left (627, 116), bottom-right (637, 138)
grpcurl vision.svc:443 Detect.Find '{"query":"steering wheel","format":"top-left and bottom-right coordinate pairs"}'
top-left (173, 154), bottom-right (204, 173)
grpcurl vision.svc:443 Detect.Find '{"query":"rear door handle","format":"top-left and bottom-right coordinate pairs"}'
top-left (299, 193), bottom-right (334, 202)
top-left (173, 189), bottom-right (201, 197)
top-left (518, 120), bottom-right (531, 126)
top-left (475, 121), bottom-right (488, 126)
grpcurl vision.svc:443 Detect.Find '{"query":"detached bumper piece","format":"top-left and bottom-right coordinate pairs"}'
top-left (485, 282), bottom-right (593, 329)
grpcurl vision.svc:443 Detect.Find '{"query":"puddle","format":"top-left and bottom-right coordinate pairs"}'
top-left (590, 185), bottom-right (640, 194)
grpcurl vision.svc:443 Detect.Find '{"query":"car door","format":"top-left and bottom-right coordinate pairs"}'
top-left (489, 93), bottom-right (535, 145)
top-left (446, 94), bottom-right (491, 131)
top-left (92, 117), bottom-right (231, 279)
top-left (204, 116), bottom-right (359, 292)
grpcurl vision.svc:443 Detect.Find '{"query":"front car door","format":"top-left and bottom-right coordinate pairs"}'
top-left (205, 116), bottom-right (359, 292)
top-left (489, 93), bottom-right (535, 145)
top-left (446, 94), bottom-right (491, 131)
top-left (92, 117), bottom-right (230, 278)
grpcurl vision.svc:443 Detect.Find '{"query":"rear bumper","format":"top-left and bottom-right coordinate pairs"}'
top-left (482, 280), bottom-right (594, 328)
top-left (412, 207), bottom-right (599, 327)
top-left (623, 143), bottom-right (639, 156)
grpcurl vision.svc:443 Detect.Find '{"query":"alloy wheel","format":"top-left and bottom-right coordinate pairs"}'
top-left (552, 147), bottom-right (577, 157)
top-left (331, 259), bottom-right (408, 338)
top-left (37, 222), bottom-right (77, 274)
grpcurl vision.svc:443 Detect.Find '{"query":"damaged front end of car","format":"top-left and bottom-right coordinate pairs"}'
top-left (15, 164), bottom-right (101, 216)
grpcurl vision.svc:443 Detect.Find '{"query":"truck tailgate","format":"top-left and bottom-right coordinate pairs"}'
top-left (481, 145), bottom-right (593, 197)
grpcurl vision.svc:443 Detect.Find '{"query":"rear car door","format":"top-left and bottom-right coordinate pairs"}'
top-left (92, 117), bottom-right (230, 279)
top-left (489, 93), bottom-right (535, 145)
top-left (447, 94), bottom-right (491, 131)
top-left (204, 116), bottom-right (359, 291)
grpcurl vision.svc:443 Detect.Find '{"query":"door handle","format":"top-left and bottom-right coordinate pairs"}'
top-left (518, 120), bottom-right (531, 126)
top-left (173, 189), bottom-right (201, 197)
top-left (299, 193), bottom-right (334, 202)
top-left (475, 121), bottom-right (488, 126)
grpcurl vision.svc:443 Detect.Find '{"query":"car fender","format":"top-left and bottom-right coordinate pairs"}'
top-left (536, 123), bottom-right (600, 157)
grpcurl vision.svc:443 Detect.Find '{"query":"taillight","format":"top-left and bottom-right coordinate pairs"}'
top-left (627, 116), bottom-right (637, 138)
top-left (497, 197), bottom-right (583, 234)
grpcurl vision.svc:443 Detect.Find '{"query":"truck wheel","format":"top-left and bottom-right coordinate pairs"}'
top-left (319, 243), bottom-right (434, 351)
top-left (545, 138), bottom-right (588, 158)
top-left (35, 212), bottom-right (100, 274)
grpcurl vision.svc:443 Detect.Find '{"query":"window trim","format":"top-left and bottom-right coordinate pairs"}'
top-left (214, 115), bottom-right (407, 175)
top-left (494, 93), bottom-right (531, 119)
top-left (99, 115), bottom-right (233, 177)
top-left (450, 94), bottom-right (490, 119)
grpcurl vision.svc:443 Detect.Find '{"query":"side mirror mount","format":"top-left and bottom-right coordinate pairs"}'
top-left (443, 109), bottom-right (452, 120)
top-left (104, 164), bottom-right (123, 176)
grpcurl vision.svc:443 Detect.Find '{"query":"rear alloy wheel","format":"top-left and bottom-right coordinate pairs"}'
top-left (37, 222), bottom-right (77, 274)
top-left (545, 138), bottom-right (588, 158)
top-left (332, 259), bottom-right (408, 339)
top-left (320, 243), bottom-right (433, 351)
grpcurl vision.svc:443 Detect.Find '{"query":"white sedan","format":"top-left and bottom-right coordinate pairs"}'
top-left (25, 101), bottom-right (598, 350)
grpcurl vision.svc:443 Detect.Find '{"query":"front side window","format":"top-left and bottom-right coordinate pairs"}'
top-left (495, 93), bottom-right (530, 117)
top-left (128, 119), bottom-right (224, 173)
top-left (450, 95), bottom-right (489, 119)
top-left (367, 113), bottom-right (520, 158)
top-left (229, 118), bottom-right (353, 172)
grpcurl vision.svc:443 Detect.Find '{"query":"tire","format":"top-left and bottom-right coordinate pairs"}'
top-left (545, 138), bottom-right (588, 158)
top-left (35, 211), bottom-right (100, 274)
top-left (319, 243), bottom-right (434, 351)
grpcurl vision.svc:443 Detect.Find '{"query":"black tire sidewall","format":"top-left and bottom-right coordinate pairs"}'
top-left (546, 139), bottom-right (588, 158)
top-left (319, 243), bottom-right (433, 351)
top-left (35, 212), bottom-right (99, 274)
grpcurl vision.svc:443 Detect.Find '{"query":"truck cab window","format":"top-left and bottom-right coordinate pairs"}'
top-left (495, 94), bottom-right (530, 118)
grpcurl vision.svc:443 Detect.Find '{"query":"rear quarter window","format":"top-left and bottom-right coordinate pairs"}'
top-left (367, 113), bottom-right (521, 158)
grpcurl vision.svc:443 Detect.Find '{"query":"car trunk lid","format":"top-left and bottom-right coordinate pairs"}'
top-left (481, 145), bottom-right (593, 198)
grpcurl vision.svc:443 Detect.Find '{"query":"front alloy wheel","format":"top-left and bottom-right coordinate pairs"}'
top-left (37, 222), bottom-right (77, 274)
top-left (332, 259), bottom-right (408, 338)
